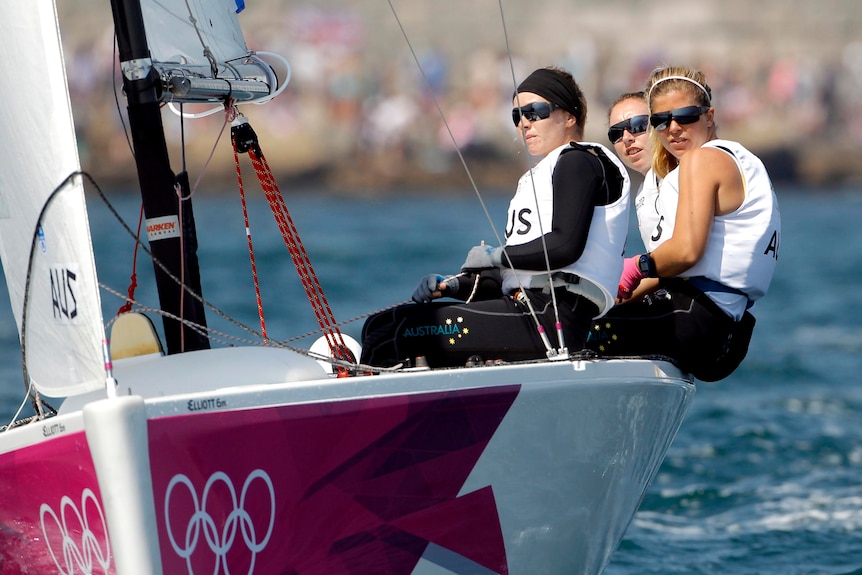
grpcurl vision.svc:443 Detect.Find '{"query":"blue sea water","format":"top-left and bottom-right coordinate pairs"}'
top-left (1, 185), bottom-right (861, 573)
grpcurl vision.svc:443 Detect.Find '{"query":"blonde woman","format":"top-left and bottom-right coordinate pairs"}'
top-left (588, 66), bottom-right (781, 381)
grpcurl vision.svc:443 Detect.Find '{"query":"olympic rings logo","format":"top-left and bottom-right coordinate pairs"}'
top-left (40, 488), bottom-right (112, 575)
top-left (164, 470), bottom-right (276, 575)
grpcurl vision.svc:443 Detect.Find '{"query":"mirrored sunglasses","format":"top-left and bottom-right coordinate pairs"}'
top-left (649, 106), bottom-right (710, 131)
top-left (512, 102), bottom-right (558, 126)
top-left (607, 115), bottom-right (649, 144)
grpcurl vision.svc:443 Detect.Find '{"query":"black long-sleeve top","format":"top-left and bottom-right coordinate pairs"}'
top-left (449, 144), bottom-right (622, 301)
top-left (502, 145), bottom-right (611, 270)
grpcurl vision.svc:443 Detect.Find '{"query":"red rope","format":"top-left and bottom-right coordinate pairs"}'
top-left (231, 130), bottom-right (269, 342)
top-left (231, 118), bottom-right (353, 370)
top-left (117, 202), bottom-right (145, 316)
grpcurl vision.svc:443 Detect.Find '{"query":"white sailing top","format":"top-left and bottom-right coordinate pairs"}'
top-left (651, 139), bottom-right (781, 319)
top-left (635, 168), bottom-right (663, 252)
top-left (502, 141), bottom-right (631, 316)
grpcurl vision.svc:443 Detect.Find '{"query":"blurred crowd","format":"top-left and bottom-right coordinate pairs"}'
top-left (61, 2), bottom-right (862, 190)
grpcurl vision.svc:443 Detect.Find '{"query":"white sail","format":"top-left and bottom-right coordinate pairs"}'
top-left (139, 0), bottom-right (285, 104)
top-left (141, 0), bottom-right (249, 65)
top-left (0, 3), bottom-right (107, 397)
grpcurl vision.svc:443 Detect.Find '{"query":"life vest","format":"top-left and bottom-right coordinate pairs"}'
top-left (502, 141), bottom-right (631, 316)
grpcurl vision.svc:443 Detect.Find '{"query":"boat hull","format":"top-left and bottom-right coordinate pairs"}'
top-left (0, 350), bottom-right (693, 575)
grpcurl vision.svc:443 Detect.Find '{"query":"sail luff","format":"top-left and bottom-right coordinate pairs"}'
top-left (0, 3), bottom-right (108, 396)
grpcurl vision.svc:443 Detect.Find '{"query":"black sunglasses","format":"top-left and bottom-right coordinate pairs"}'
top-left (512, 102), bottom-right (558, 126)
top-left (649, 106), bottom-right (710, 130)
top-left (607, 115), bottom-right (649, 144)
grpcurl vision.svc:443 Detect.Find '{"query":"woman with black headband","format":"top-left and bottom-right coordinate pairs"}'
top-left (587, 65), bottom-right (782, 381)
top-left (360, 66), bottom-right (630, 368)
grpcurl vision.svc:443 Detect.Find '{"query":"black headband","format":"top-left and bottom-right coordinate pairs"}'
top-left (515, 69), bottom-right (580, 117)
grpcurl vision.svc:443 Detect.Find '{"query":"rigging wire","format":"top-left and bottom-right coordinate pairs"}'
top-left (16, 172), bottom-right (104, 421)
top-left (81, 165), bottom-right (368, 363)
top-left (183, 0), bottom-right (218, 77)
top-left (93, 2), bottom-right (571, 384)
top-left (168, 0), bottom-right (292, 119)
top-left (111, 35), bottom-right (135, 161)
top-left (177, 102), bottom-right (187, 351)
top-left (84, 172), bottom-right (244, 335)
top-left (106, 47), bottom-right (378, 368)
top-left (82, 168), bottom-right (360, 372)
top-left (498, 2), bottom-right (567, 355)
top-left (4, 380), bottom-right (36, 431)
top-left (386, 0), bottom-right (566, 357)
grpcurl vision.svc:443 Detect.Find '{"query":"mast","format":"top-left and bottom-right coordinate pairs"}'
top-left (109, 0), bottom-right (210, 353)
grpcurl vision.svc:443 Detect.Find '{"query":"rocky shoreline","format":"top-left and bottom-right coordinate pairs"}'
top-left (61, 0), bottom-right (862, 193)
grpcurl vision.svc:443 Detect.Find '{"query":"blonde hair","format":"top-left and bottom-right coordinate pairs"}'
top-left (644, 66), bottom-right (713, 178)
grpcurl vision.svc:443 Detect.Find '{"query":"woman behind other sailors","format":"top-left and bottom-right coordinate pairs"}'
top-left (606, 90), bottom-right (663, 302)
top-left (360, 66), bottom-right (630, 368)
top-left (587, 65), bottom-right (781, 381)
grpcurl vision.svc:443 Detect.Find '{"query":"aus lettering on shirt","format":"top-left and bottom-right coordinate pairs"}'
top-left (764, 230), bottom-right (780, 260)
top-left (505, 208), bottom-right (532, 239)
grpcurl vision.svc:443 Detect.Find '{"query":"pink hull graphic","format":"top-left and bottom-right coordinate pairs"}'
top-left (0, 386), bottom-right (518, 575)
top-left (0, 432), bottom-right (106, 574)
top-left (0, 354), bottom-right (693, 575)
top-left (150, 387), bottom-right (519, 574)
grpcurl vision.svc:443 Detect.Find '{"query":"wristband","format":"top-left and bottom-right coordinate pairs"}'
top-left (637, 253), bottom-right (657, 278)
